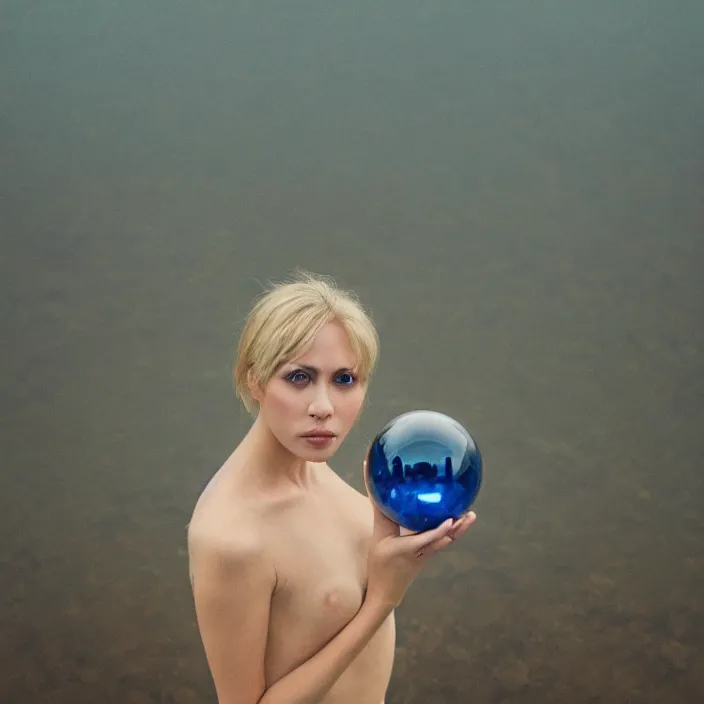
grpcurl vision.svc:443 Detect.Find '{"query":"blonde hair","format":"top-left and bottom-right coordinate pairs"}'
top-left (234, 271), bottom-right (380, 413)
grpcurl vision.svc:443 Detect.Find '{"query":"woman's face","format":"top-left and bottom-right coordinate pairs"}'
top-left (254, 322), bottom-right (367, 461)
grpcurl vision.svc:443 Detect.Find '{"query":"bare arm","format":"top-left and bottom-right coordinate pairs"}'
top-left (259, 596), bottom-right (393, 704)
top-left (189, 529), bottom-right (275, 704)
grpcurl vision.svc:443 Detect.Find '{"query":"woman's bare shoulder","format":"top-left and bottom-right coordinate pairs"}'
top-left (188, 467), bottom-right (265, 559)
top-left (186, 492), bottom-right (276, 605)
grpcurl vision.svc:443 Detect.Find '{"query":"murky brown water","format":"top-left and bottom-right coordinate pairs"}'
top-left (2, 2), bottom-right (703, 702)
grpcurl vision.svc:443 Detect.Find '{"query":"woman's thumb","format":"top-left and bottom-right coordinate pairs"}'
top-left (371, 502), bottom-right (400, 539)
top-left (363, 459), bottom-right (401, 538)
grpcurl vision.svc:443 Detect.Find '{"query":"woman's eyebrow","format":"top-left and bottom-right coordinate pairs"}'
top-left (288, 364), bottom-right (354, 375)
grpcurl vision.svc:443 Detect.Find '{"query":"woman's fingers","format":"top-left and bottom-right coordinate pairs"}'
top-left (449, 511), bottom-right (477, 539)
top-left (405, 518), bottom-right (455, 553)
top-left (413, 512), bottom-right (478, 558)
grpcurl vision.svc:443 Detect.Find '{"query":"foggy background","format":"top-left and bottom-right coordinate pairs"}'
top-left (2, 1), bottom-right (703, 702)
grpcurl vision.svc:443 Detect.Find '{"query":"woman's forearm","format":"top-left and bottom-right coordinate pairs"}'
top-left (258, 597), bottom-right (393, 704)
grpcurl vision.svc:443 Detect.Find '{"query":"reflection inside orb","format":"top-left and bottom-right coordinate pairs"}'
top-left (417, 492), bottom-right (442, 504)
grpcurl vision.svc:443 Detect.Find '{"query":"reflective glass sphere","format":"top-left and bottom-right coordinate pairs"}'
top-left (365, 410), bottom-right (482, 532)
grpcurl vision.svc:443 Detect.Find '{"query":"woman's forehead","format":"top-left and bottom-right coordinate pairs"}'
top-left (286, 322), bottom-right (357, 369)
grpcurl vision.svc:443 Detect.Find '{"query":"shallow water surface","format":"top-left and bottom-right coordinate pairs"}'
top-left (2, 2), bottom-right (703, 702)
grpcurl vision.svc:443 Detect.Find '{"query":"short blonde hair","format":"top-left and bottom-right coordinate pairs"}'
top-left (234, 271), bottom-right (380, 413)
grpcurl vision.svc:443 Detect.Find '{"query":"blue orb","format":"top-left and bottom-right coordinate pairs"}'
top-left (365, 410), bottom-right (482, 532)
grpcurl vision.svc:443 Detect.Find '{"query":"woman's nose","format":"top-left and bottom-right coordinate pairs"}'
top-left (308, 387), bottom-right (333, 419)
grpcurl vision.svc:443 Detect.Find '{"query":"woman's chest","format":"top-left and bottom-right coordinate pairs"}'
top-left (264, 494), bottom-right (372, 672)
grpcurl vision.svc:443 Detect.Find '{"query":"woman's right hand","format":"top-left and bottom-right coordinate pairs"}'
top-left (364, 462), bottom-right (477, 609)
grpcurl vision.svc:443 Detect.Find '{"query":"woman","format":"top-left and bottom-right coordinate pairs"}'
top-left (188, 272), bottom-right (476, 704)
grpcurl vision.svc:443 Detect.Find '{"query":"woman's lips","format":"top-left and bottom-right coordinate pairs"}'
top-left (301, 432), bottom-right (337, 448)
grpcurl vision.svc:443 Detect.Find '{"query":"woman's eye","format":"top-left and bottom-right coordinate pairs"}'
top-left (335, 372), bottom-right (356, 386)
top-left (287, 371), bottom-right (309, 385)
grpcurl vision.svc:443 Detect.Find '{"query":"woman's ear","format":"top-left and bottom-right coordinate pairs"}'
top-left (247, 368), bottom-right (263, 403)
